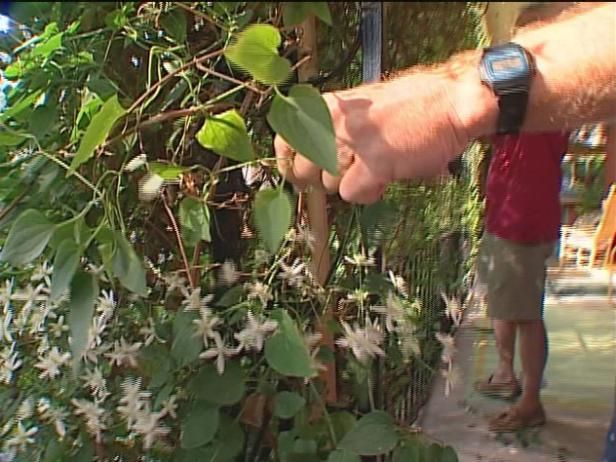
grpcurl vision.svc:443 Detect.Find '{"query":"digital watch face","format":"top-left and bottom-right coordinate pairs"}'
top-left (481, 45), bottom-right (531, 92)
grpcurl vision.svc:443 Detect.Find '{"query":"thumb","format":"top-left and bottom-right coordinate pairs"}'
top-left (339, 158), bottom-right (387, 204)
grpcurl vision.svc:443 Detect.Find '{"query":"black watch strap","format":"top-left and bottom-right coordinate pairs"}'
top-left (496, 91), bottom-right (529, 135)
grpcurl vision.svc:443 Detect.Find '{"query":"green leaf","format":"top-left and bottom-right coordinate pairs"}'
top-left (267, 84), bottom-right (338, 175)
top-left (160, 9), bottom-right (187, 43)
top-left (215, 285), bottom-right (244, 308)
top-left (254, 188), bottom-right (293, 253)
top-left (188, 362), bottom-right (245, 406)
top-left (181, 402), bottom-right (220, 449)
top-left (112, 231), bottom-right (148, 297)
top-left (208, 415), bottom-right (246, 462)
top-left (338, 411), bottom-right (399, 456)
top-left (50, 240), bottom-right (81, 302)
top-left (265, 310), bottom-right (315, 378)
top-left (149, 162), bottom-right (186, 180)
top-left (0, 90), bottom-right (43, 123)
top-left (440, 446), bottom-right (459, 462)
top-left (195, 109), bottom-right (255, 162)
top-left (28, 104), bottom-right (58, 140)
top-left (179, 197), bottom-right (211, 247)
top-left (68, 271), bottom-right (98, 372)
top-left (70, 94), bottom-right (126, 171)
top-left (326, 450), bottom-right (360, 462)
top-left (392, 444), bottom-right (422, 462)
top-left (171, 312), bottom-right (202, 368)
top-left (44, 438), bottom-right (68, 462)
top-left (426, 443), bottom-right (443, 461)
top-left (330, 411), bottom-right (357, 442)
top-left (0, 209), bottom-right (56, 266)
top-left (274, 391), bottom-right (306, 419)
top-left (31, 32), bottom-right (63, 58)
top-left (225, 24), bottom-right (292, 85)
top-left (0, 132), bottom-right (28, 146)
top-left (282, 2), bottom-right (332, 26)
top-left (141, 343), bottom-right (172, 389)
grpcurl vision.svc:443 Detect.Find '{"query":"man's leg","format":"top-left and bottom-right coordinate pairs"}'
top-left (516, 318), bottom-right (547, 416)
top-left (492, 319), bottom-right (517, 384)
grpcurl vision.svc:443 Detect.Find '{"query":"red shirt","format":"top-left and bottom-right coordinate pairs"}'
top-left (486, 132), bottom-right (570, 243)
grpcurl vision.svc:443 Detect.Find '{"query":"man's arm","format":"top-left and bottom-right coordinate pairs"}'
top-left (274, 2), bottom-right (616, 204)
top-left (454, 2), bottom-right (616, 139)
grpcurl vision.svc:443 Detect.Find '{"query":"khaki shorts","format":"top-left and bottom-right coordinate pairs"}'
top-left (476, 233), bottom-right (555, 321)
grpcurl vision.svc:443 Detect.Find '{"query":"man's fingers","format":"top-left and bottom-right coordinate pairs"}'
top-left (274, 136), bottom-right (299, 184)
top-left (293, 154), bottom-right (322, 187)
top-left (339, 158), bottom-right (386, 204)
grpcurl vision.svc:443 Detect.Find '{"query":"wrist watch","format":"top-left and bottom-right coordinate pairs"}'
top-left (479, 42), bottom-right (535, 135)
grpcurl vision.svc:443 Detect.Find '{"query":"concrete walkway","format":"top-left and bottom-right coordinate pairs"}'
top-left (418, 266), bottom-right (615, 462)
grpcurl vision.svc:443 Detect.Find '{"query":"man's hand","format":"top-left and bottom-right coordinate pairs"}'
top-left (274, 67), bottom-right (488, 204)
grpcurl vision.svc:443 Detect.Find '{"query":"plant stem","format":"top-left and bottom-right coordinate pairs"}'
top-left (162, 192), bottom-right (195, 290)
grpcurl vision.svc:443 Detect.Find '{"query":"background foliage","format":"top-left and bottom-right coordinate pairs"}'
top-left (0, 2), bottom-right (484, 460)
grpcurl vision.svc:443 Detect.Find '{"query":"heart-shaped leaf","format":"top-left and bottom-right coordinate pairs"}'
top-left (267, 84), bottom-right (337, 175)
top-left (50, 239), bottom-right (81, 302)
top-left (225, 24), bottom-right (291, 85)
top-left (196, 109), bottom-right (255, 162)
top-left (70, 94), bottom-right (126, 171)
top-left (254, 188), bottom-right (293, 254)
top-left (282, 2), bottom-right (332, 26)
top-left (179, 197), bottom-right (211, 247)
top-left (273, 391), bottom-right (306, 419)
top-left (68, 271), bottom-right (98, 372)
top-left (338, 411), bottom-right (399, 456)
top-left (265, 310), bottom-right (315, 378)
top-left (0, 209), bottom-right (56, 266)
top-left (181, 402), bottom-right (220, 449)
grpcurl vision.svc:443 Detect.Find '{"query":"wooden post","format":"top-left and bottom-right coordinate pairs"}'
top-left (297, 16), bottom-right (338, 404)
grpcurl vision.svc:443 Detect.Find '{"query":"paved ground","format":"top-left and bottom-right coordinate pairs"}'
top-left (418, 266), bottom-right (615, 462)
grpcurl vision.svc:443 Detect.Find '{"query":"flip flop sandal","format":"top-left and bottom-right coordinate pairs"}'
top-left (488, 406), bottom-right (546, 433)
top-left (474, 374), bottom-right (522, 401)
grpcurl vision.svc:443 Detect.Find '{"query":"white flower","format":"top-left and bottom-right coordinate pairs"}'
top-left (16, 398), bottom-right (34, 421)
top-left (82, 367), bottom-right (108, 402)
top-left (441, 292), bottom-right (463, 327)
top-left (346, 289), bottom-right (368, 305)
top-left (199, 332), bottom-right (238, 375)
top-left (38, 402), bottom-right (68, 440)
top-left (160, 395), bottom-right (178, 419)
top-left (246, 281), bottom-right (272, 306)
top-left (117, 378), bottom-right (151, 429)
top-left (370, 291), bottom-right (405, 333)
top-left (234, 311), bottom-right (278, 353)
top-left (395, 320), bottom-right (420, 359)
top-left (35, 347), bottom-right (70, 380)
top-left (219, 260), bottom-right (239, 286)
top-left (336, 318), bottom-right (385, 364)
top-left (388, 270), bottom-right (408, 297)
top-left (0, 279), bottom-right (14, 311)
top-left (278, 259), bottom-right (306, 288)
top-left (0, 343), bottom-right (22, 384)
top-left (48, 314), bottom-right (69, 338)
top-left (105, 338), bottom-right (142, 368)
top-left (86, 263), bottom-right (109, 282)
top-left (96, 289), bottom-right (116, 322)
top-left (139, 317), bottom-right (163, 346)
top-left (11, 283), bottom-right (46, 306)
top-left (435, 332), bottom-right (456, 364)
top-left (124, 153), bottom-right (147, 172)
top-left (72, 398), bottom-right (106, 442)
top-left (5, 422), bottom-right (37, 451)
top-left (181, 287), bottom-right (214, 312)
top-left (441, 362), bottom-right (460, 397)
top-left (164, 272), bottom-right (187, 294)
top-left (30, 261), bottom-right (53, 287)
top-left (344, 251), bottom-right (375, 267)
top-left (0, 309), bottom-right (13, 343)
top-left (132, 406), bottom-right (170, 450)
top-left (289, 225), bottom-right (316, 250)
top-left (193, 308), bottom-right (220, 348)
